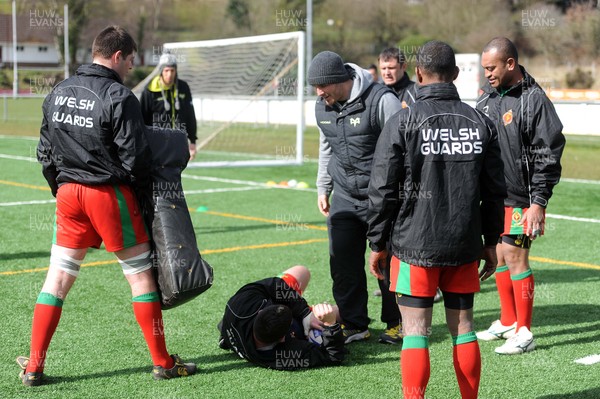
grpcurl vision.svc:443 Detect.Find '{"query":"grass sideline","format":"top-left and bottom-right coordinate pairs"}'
top-left (0, 135), bottom-right (599, 398)
top-left (1, 95), bottom-right (600, 179)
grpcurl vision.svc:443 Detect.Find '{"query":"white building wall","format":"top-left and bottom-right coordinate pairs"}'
top-left (0, 42), bottom-right (59, 64)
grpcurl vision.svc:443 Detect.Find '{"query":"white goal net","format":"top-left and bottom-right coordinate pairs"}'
top-left (134, 31), bottom-right (305, 168)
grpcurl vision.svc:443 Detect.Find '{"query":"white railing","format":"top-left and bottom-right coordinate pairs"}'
top-left (2, 94), bottom-right (600, 136)
top-left (193, 96), bottom-right (600, 136)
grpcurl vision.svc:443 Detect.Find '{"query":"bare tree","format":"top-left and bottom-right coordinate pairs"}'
top-left (418, 0), bottom-right (516, 53)
top-left (22, 0), bottom-right (96, 74)
top-left (227, 0), bottom-right (252, 32)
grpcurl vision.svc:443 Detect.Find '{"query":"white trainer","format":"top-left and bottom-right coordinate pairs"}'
top-left (494, 327), bottom-right (536, 355)
top-left (476, 320), bottom-right (517, 341)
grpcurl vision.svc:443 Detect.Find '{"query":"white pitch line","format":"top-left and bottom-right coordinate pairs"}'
top-left (182, 173), bottom-right (317, 192)
top-left (0, 153), bottom-right (37, 162)
top-left (546, 213), bottom-right (600, 224)
top-left (3, 199), bottom-right (597, 225)
top-left (184, 186), bottom-right (264, 195)
top-left (0, 187), bottom-right (264, 206)
top-left (0, 135), bottom-right (38, 140)
top-left (562, 178), bottom-right (600, 185)
top-left (182, 173), bottom-right (272, 187)
top-left (574, 354), bottom-right (600, 365)
top-left (1, 151), bottom-right (598, 186)
top-left (0, 199), bottom-right (56, 207)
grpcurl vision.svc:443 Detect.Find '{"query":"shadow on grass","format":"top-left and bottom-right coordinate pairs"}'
top-left (532, 268), bottom-right (600, 285)
top-left (41, 353), bottom-right (249, 385)
top-left (537, 387), bottom-right (600, 399)
top-left (335, 340), bottom-right (399, 367)
top-left (477, 282), bottom-right (500, 294)
top-left (338, 326), bottom-right (456, 366)
top-left (532, 304), bottom-right (600, 327)
top-left (532, 304), bottom-right (600, 349)
top-left (476, 303), bottom-right (600, 347)
top-left (477, 268), bottom-right (600, 296)
top-left (1, 251), bottom-right (49, 261)
top-left (188, 353), bottom-right (253, 373)
top-left (196, 220), bottom-right (326, 235)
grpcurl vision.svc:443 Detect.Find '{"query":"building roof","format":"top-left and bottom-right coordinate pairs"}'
top-left (0, 14), bottom-right (57, 44)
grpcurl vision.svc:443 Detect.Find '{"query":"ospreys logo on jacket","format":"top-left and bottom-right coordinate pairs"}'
top-left (476, 65), bottom-right (565, 209)
top-left (316, 81), bottom-right (392, 201)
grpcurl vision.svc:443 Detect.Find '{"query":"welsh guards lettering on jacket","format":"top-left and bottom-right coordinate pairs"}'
top-left (420, 127), bottom-right (483, 155)
top-left (51, 95), bottom-right (95, 128)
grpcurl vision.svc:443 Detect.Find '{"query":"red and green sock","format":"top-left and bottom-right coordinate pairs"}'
top-left (132, 292), bottom-right (173, 369)
top-left (511, 269), bottom-right (534, 331)
top-left (452, 331), bottom-right (481, 399)
top-left (26, 292), bottom-right (64, 373)
top-left (401, 335), bottom-right (429, 399)
top-left (495, 265), bottom-right (517, 326)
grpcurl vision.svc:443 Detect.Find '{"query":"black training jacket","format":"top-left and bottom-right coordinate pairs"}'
top-left (38, 63), bottom-right (151, 196)
top-left (219, 277), bottom-right (345, 370)
top-left (476, 66), bottom-right (565, 208)
top-left (140, 77), bottom-right (197, 144)
top-left (389, 72), bottom-right (417, 108)
top-left (367, 83), bottom-right (507, 267)
top-left (316, 83), bottom-right (395, 202)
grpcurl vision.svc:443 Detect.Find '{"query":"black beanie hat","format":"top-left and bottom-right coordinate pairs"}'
top-left (253, 305), bottom-right (293, 344)
top-left (308, 51), bottom-right (351, 86)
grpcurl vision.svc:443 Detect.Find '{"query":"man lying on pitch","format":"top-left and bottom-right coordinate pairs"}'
top-left (218, 265), bottom-right (345, 370)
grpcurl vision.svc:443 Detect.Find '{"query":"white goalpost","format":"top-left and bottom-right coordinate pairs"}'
top-left (135, 31), bottom-right (306, 168)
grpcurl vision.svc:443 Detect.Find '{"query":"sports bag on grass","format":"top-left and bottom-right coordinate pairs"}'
top-left (141, 127), bottom-right (213, 309)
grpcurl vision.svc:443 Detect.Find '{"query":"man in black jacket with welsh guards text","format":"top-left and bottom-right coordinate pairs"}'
top-left (366, 41), bottom-right (506, 399)
top-left (21, 26), bottom-right (196, 387)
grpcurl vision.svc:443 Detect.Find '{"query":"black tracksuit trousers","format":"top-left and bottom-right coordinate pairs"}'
top-left (327, 193), bottom-right (400, 331)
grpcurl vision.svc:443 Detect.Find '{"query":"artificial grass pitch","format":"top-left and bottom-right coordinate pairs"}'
top-left (0, 135), bottom-right (599, 399)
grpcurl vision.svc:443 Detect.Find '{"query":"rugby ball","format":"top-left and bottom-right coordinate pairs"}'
top-left (307, 329), bottom-right (324, 346)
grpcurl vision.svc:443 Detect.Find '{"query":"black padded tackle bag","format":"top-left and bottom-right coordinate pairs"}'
top-left (151, 196), bottom-right (213, 309)
top-left (142, 126), bottom-right (214, 309)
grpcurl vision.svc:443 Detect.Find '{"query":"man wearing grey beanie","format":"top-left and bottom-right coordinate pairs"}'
top-left (309, 50), bottom-right (402, 344)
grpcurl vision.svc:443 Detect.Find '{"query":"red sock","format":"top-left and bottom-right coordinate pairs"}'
top-left (132, 292), bottom-right (173, 368)
top-left (512, 270), bottom-right (534, 331)
top-left (495, 266), bottom-right (516, 326)
top-left (401, 336), bottom-right (430, 399)
top-left (26, 293), bottom-right (64, 373)
top-left (453, 332), bottom-right (481, 399)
